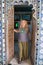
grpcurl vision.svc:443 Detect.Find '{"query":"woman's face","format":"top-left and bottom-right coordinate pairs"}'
top-left (21, 20), bottom-right (27, 28)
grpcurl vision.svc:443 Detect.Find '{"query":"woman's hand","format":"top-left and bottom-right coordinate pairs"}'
top-left (14, 29), bottom-right (20, 33)
top-left (14, 29), bottom-right (17, 32)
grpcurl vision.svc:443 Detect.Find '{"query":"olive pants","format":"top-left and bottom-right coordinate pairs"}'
top-left (19, 42), bottom-right (28, 61)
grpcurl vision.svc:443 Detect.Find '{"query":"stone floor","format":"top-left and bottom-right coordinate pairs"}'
top-left (10, 58), bottom-right (32, 65)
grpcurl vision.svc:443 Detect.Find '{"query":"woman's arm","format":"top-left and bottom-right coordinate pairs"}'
top-left (14, 29), bottom-right (20, 33)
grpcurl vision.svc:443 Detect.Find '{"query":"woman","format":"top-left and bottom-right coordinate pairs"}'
top-left (14, 20), bottom-right (29, 63)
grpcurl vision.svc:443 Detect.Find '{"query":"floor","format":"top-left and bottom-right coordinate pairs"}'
top-left (10, 58), bottom-right (32, 65)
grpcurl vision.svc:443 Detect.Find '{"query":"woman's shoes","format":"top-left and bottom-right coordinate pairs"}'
top-left (8, 64), bottom-right (11, 65)
top-left (18, 57), bottom-right (28, 64)
top-left (18, 59), bottom-right (22, 64)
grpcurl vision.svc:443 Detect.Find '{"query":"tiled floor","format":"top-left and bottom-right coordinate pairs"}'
top-left (10, 58), bottom-right (32, 65)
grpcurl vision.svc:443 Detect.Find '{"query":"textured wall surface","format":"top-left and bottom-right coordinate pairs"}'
top-left (7, 6), bottom-right (14, 63)
top-left (31, 17), bottom-right (37, 63)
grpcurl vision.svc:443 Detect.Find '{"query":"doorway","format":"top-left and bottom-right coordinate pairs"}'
top-left (14, 5), bottom-right (32, 59)
top-left (7, 5), bottom-right (37, 65)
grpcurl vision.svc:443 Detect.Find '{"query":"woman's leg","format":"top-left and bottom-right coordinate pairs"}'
top-left (19, 42), bottom-right (23, 61)
top-left (23, 42), bottom-right (28, 59)
top-left (26, 42), bottom-right (28, 58)
top-left (23, 42), bottom-right (27, 59)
